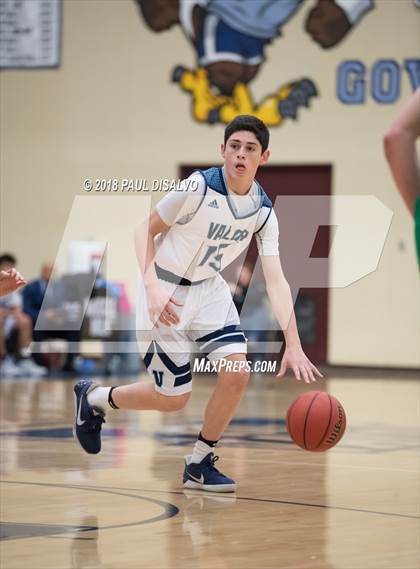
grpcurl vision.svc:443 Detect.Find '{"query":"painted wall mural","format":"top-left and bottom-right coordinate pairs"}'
top-left (135, 0), bottom-right (377, 126)
top-left (337, 58), bottom-right (420, 104)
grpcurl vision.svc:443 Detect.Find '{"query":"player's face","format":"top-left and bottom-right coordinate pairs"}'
top-left (221, 131), bottom-right (270, 182)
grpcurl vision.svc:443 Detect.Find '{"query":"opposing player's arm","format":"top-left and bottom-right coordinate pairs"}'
top-left (384, 89), bottom-right (420, 217)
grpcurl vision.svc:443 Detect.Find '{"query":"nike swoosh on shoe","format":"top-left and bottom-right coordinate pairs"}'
top-left (76, 398), bottom-right (86, 426)
top-left (188, 473), bottom-right (204, 484)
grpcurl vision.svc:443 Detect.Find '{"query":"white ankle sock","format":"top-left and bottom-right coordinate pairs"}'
top-left (190, 440), bottom-right (214, 464)
top-left (87, 386), bottom-right (111, 412)
top-left (20, 347), bottom-right (31, 358)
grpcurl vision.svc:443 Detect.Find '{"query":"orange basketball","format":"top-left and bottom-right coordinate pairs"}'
top-left (286, 391), bottom-right (346, 452)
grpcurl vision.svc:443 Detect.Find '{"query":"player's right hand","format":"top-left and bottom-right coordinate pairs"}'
top-left (146, 286), bottom-right (183, 327)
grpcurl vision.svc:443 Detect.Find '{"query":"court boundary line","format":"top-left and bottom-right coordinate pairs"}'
top-left (2, 480), bottom-right (418, 521)
top-left (0, 481), bottom-right (179, 535)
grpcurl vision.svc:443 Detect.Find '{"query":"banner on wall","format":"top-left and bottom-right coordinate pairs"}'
top-left (0, 0), bottom-right (61, 69)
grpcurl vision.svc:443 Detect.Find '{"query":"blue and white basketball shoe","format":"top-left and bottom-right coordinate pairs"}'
top-left (183, 453), bottom-right (236, 492)
top-left (73, 380), bottom-right (105, 454)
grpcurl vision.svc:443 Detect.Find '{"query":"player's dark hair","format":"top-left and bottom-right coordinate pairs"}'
top-left (0, 253), bottom-right (16, 266)
top-left (224, 115), bottom-right (269, 153)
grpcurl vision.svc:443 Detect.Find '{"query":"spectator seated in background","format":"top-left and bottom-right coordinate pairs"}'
top-left (23, 263), bottom-right (80, 373)
top-left (83, 269), bottom-right (134, 375)
top-left (0, 253), bottom-right (47, 378)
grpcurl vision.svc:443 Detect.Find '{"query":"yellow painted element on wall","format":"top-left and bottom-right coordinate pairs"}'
top-left (177, 67), bottom-right (229, 122)
top-left (175, 67), bottom-right (318, 125)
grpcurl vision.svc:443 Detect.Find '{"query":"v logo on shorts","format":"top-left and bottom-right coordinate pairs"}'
top-left (153, 370), bottom-right (164, 387)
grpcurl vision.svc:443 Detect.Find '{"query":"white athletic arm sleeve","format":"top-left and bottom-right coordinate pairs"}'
top-left (155, 173), bottom-right (205, 226)
top-left (255, 210), bottom-right (280, 256)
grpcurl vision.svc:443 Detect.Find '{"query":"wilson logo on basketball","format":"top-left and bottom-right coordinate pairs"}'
top-left (326, 405), bottom-right (345, 445)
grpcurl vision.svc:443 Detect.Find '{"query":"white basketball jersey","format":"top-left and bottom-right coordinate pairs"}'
top-left (154, 167), bottom-right (273, 282)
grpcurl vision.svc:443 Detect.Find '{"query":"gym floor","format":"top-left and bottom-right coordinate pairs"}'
top-left (1, 370), bottom-right (419, 569)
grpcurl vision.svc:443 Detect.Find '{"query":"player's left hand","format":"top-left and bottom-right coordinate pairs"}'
top-left (305, 0), bottom-right (352, 49)
top-left (277, 345), bottom-right (323, 383)
top-left (0, 269), bottom-right (27, 297)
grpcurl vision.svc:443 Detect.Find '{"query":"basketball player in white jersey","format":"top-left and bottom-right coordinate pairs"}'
top-left (73, 115), bottom-right (322, 492)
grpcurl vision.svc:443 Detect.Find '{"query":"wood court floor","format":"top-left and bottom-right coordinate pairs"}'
top-left (0, 370), bottom-right (419, 569)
